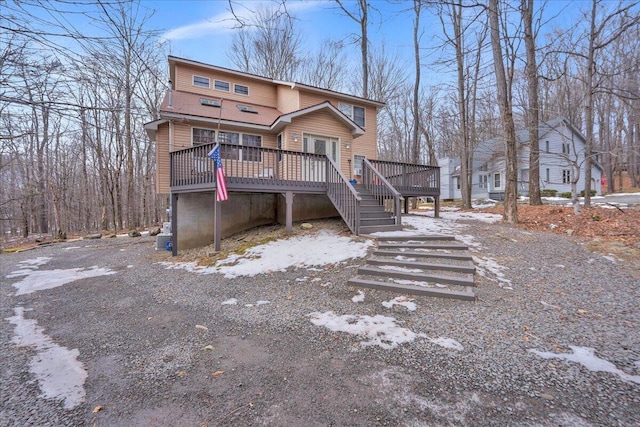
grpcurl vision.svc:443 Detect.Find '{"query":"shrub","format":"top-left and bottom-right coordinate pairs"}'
top-left (540, 189), bottom-right (557, 197)
top-left (560, 192), bottom-right (572, 199)
top-left (580, 189), bottom-right (597, 197)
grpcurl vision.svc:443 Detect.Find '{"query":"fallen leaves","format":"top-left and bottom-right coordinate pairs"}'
top-left (212, 370), bottom-right (224, 378)
top-left (195, 325), bottom-right (208, 331)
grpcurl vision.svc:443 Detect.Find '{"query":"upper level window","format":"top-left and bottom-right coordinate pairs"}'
top-left (338, 102), bottom-right (365, 128)
top-left (192, 128), bottom-right (216, 146)
top-left (214, 80), bottom-right (230, 92)
top-left (545, 140), bottom-right (550, 153)
top-left (562, 142), bottom-right (570, 154)
top-left (234, 84), bottom-right (249, 95)
top-left (193, 75), bottom-right (210, 88)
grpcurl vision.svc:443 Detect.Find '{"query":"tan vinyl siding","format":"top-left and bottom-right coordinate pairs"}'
top-left (286, 110), bottom-right (367, 178)
top-left (156, 124), bottom-right (170, 195)
top-left (173, 123), bottom-right (192, 150)
top-left (299, 92), bottom-right (334, 109)
top-left (276, 86), bottom-right (300, 113)
top-left (174, 64), bottom-right (278, 107)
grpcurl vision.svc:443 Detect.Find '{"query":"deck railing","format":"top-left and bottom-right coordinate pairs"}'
top-left (326, 157), bottom-right (361, 234)
top-left (362, 158), bottom-right (403, 225)
top-left (368, 159), bottom-right (440, 195)
top-left (170, 143), bottom-right (328, 191)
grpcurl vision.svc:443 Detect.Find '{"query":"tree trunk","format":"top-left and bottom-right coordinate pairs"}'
top-left (489, 0), bottom-right (518, 223)
top-left (522, 0), bottom-right (542, 205)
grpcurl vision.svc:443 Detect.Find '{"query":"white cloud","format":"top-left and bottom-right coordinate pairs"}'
top-left (162, 11), bottom-right (238, 40)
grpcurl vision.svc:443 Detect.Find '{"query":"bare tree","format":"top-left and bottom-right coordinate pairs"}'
top-left (521, 0), bottom-right (542, 205)
top-left (336, 0), bottom-right (370, 98)
top-left (489, 0), bottom-right (518, 223)
top-left (228, 6), bottom-right (302, 80)
top-left (298, 40), bottom-right (347, 90)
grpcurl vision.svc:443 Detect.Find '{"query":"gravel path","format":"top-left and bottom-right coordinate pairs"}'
top-left (1, 216), bottom-right (639, 427)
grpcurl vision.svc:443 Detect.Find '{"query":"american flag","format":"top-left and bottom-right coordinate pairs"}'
top-left (208, 144), bottom-right (228, 201)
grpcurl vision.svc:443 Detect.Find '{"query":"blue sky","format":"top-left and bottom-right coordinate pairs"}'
top-left (144, 0), bottom-right (442, 70)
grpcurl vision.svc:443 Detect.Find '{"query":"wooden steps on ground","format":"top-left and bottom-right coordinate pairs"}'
top-left (347, 234), bottom-right (477, 301)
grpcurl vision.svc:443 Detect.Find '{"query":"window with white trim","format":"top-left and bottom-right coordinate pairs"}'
top-left (494, 173), bottom-right (501, 189)
top-left (193, 75), bottom-right (210, 88)
top-left (217, 131), bottom-right (262, 161)
top-left (192, 128), bottom-right (216, 145)
top-left (338, 102), bottom-right (365, 127)
top-left (479, 174), bottom-right (488, 189)
top-left (562, 142), bottom-right (570, 154)
top-left (234, 84), bottom-right (249, 95)
top-left (353, 155), bottom-right (365, 176)
top-left (562, 169), bottom-right (571, 184)
top-left (214, 80), bottom-right (230, 92)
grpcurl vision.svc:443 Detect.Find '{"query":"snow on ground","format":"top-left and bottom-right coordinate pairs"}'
top-left (5, 307), bottom-right (87, 409)
top-left (308, 311), bottom-right (426, 350)
top-left (429, 337), bottom-right (464, 351)
top-left (529, 346), bottom-right (640, 385)
top-left (472, 255), bottom-right (513, 289)
top-left (221, 298), bottom-right (238, 305)
top-left (352, 290), bottom-right (365, 303)
top-left (382, 296), bottom-right (417, 311)
top-left (160, 230), bottom-right (373, 278)
top-left (6, 257), bottom-right (116, 296)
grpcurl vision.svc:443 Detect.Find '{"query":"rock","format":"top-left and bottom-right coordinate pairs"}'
top-left (540, 393), bottom-right (555, 401)
top-left (128, 229), bottom-right (142, 237)
top-left (300, 223), bottom-right (313, 230)
top-left (149, 228), bottom-right (162, 236)
top-left (566, 229), bottom-right (574, 236)
top-left (85, 233), bottom-right (102, 240)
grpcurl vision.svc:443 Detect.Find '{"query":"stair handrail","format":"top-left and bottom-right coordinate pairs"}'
top-left (362, 158), bottom-right (403, 226)
top-left (326, 157), bottom-right (361, 235)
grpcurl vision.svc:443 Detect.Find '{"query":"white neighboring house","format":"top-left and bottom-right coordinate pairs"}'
top-left (439, 117), bottom-right (603, 200)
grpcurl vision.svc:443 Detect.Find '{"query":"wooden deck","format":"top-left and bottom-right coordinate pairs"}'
top-left (170, 143), bottom-right (440, 199)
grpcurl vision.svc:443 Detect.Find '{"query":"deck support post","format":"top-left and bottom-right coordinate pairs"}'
top-left (214, 192), bottom-right (222, 251)
top-left (404, 197), bottom-right (409, 214)
top-left (283, 191), bottom-right (295, 233)
top-left (171, 193), bottom-right (178, 256)
top-left (434, 196), bottom-right (440, 218)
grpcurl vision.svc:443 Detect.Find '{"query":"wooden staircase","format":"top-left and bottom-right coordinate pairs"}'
top-left (354, 184), bottom-right (402, 234)
top-left (347, 234), bottom-right (477, 301)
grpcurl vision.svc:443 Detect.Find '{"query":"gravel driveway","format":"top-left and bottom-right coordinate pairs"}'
top-left (1, 216), bottom-right (639, 427)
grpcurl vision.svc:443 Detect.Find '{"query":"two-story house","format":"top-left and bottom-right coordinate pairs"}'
top-left (145, 56), bottom-right (440, 253)
top-left (439, 117), bottom-right (603, 201)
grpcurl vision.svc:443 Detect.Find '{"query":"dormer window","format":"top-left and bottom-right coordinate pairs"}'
top-left (200, 98), bottom-right (221, 107)
top-left (214, 80), bottom-right (230, 92)
top-left (193, 75), bottom-right (210, 88)
top-left (237, 104), bottom-right (258, 114)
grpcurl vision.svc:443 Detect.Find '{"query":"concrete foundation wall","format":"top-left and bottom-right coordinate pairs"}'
top-left (276, 194), bottom-right (339, 224)
top-left (176, 192), bottom-right (277, 250)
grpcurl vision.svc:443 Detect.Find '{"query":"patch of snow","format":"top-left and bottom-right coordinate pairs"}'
top-left (554, 264), bottom-right (565, 269)
top-left (352, 290), bottom-right (365, 303)
top-left (382, 296), bottom-right (417, 311)
top-left (6, 307), bottom-right (87, 409)
top-left (295, 277), bottom-right (309, 282)
top-left (394, 255), bottom-right (416, 261)
top-left (472, 255), bottom-right (512, 288)
top-left (529, 346), bottom-right (640, 385)
top-left (62, 246), bottom-right (82, 251)
top-left (390, 278), bottom-right (438, 288)
top-left (160, 230), bottom-right (373, 278)
top-left (308, 311), bottom-right (426, 350)
top-left (378, 265), bottom-right (423, 273)
top-left (221, 298), bottom-right (238, 305)
top-left (430, 337), bottom-right (464, 351)
top-left (256, 300), bottom-right (270, 305)
top-left (602, 255), bottom-right (617, 263)
top-left (8, 265), bottom-right (116, 296)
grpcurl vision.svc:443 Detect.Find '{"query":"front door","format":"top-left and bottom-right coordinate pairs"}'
top-left (302, 134), bottom-right (339, 182)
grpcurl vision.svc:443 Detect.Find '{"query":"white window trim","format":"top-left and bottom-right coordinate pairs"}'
top-left (214, 79), bottom-right (230, 92)
top-left (193, 75), bottom-right (210, 88)
top-left (338, 102), bottom-right (366, 128)
top-left (234, 83), bottom-right (249, 96)
top-left (191, 127), bottom-right (216, 146)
